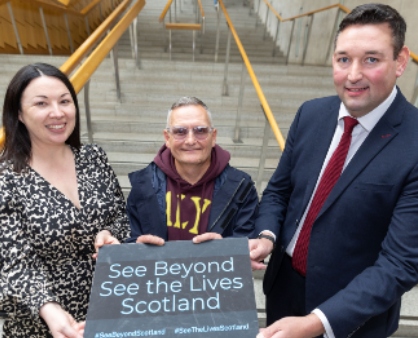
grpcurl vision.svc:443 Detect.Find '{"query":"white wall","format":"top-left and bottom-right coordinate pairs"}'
top-left (256, 0), bottom-right (418, 100)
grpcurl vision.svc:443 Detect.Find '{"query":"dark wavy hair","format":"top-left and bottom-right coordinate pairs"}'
top-left (0, 63), bottom-right (81, 172)
top-left (336, 3), bottom-right (406, 59)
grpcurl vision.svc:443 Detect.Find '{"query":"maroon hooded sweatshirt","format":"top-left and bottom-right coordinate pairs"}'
top-left (153, 144), bottom-right (230, 240)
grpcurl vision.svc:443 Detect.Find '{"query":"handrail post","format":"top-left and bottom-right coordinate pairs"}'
top-left (222, 28), bottom-right (232, 96)
top-left (295, 7), bottom-right (303, 58)
top-left (413, 67), bottom-right (418, 108)
top-left (301, 14), bottom-right (313, 66)
top-left (285, 20), bottom-right (295, 65)
top-left (174, 0), bottom-right (177, 22)
top-left (169, 29), bottom-right (172, 60)
top-left (233, 63), bottom-right (246, 143)
top-left (83, 80), bottom-right (94, 144)
top-left (256, 114), bottom-right (271, 193)
top-left (39, 7), bottom-right (53, 55)
top-left (85, 17), bottom-right (91, 36)
top-left (200, 17), bottom-right (205, 54)
top-left (64, 13), bottom-right (74, 54)
top-left (131, 17), bottom-right (141, 69)
top-left (129, 21), bottom-right (134, 58)
top-left (325, 8), bottom-right (342, 65)
top-left (7, 2), bottom-right (24, 55)
top-left (272, 17), bottom-right (280, 57)
top-left (255, 0), bottom-right (261, 27)
top-left (263, 1), bottom-right (269, 40)
top-left (110, 41), bottom-right (122, 102)
top-left (214, 6), bottom-right (220, 62)
top-left (192, 30), bottom-right (196, 62)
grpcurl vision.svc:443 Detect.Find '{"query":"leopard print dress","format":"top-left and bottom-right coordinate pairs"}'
top-left (0, 144), bottom-right (130, 337)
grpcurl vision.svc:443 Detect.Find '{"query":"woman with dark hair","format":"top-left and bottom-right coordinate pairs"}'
top-left (0, 63), bottom-right (129, 337)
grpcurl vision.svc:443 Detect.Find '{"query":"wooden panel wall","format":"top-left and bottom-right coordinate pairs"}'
top-left (0, 0), bottom-right (124, 54)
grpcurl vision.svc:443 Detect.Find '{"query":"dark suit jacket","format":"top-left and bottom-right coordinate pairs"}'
top-left (255, 89), bottom-right (418, 337)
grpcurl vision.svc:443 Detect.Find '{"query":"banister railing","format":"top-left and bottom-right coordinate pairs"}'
top-left (0, 0), bottom-right (145, 150)
top-left (258, 1), bottom-right (418, 108)
top-left (158, 0), bottom-right (173, 22)
top-left (0, 0), bottom-right (122, 55)
top-left (69, 0), bottom-right (145, 142)
top-left (70, 0), bottom-right (145, 93)
top-left (258, 1), bottom-right (350, 65)
top-left (217, 0), bottom-right (285, 191)
top-left (60, 0), bottom-right (134, 75)
top-left (159, 0), bottom-right (204, 61)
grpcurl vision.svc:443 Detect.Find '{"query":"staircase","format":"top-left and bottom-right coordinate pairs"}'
top-left (79, 0), bottom-right (335, 195)
top-left (0, 0), bottom-right (417, 336)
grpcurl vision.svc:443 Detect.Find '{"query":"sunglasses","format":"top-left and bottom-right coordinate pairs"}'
top-left (166, 126), bottom-right (213, 140)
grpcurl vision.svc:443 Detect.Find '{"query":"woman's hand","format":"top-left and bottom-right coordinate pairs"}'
top-left (39, 302), bottom-right (84, 338)
top-left (93, 230), bottom-right (120, 259)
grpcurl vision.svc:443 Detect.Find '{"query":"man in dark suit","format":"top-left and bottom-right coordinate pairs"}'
top-left (249, 3), bottom-right (418, 338)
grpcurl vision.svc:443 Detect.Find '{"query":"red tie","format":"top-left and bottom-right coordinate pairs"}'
top-left (292, 116), bottom-right (359, 276)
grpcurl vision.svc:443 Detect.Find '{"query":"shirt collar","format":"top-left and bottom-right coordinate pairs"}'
top-left (338, 86), bottom-right (397, 132)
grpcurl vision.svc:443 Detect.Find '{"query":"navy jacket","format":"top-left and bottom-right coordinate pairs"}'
top-left (127, 163), bottom-right (258, 242)
top-left (256, 90), bottom-right (418, 338)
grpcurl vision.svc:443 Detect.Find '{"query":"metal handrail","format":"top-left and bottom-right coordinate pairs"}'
top-left (0, 0), bottom-right (145, 149)
top-left (217, 0), bottom-right (285, 191)
top-left (280, 4), bottom-right (350, 22)
top-left (60, 0), bottom-right (134, 75)
top-left (218, 0), bottom-right (284, 150)
top-left (260, 1), bottom-right (350, 64)
top-left (1, 0), bottom-right (124, 56)
top-left (159, 0), bottom-right (204, 61)
top-left (260, 1), bottom-right (418, 107)
top-left (69, 0), bottom-right (145, 148)
top-left (411, 51), bottom-right (418, 63)
top-left (197, 0), bottom-right (205, 33)
top-left (159, 0), bottom-right (174, 22)
top-left (70, 0), bottom-right (145, 92)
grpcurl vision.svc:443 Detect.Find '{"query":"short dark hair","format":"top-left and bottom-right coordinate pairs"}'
top-left (1, 63), bottom-right (81, 172)
top-left (336, 3), bottom-right (406, 59)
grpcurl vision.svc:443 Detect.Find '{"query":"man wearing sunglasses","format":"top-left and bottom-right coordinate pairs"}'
top-left (126, 97), bottom-right (258, 245)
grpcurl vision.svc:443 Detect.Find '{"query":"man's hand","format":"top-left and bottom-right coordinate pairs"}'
top-left (136, 234), bottom-right (165, 246)
top-left (39, 302), bottom-right (85, 338)
top-left (192, 232), bottom-right (222, 244)
top-left (93, 230), bottom-right (120, 259)
top-left (256, 314), bottom-right (325, 338)
top-left (249, 237), bottom-right (274, 270)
